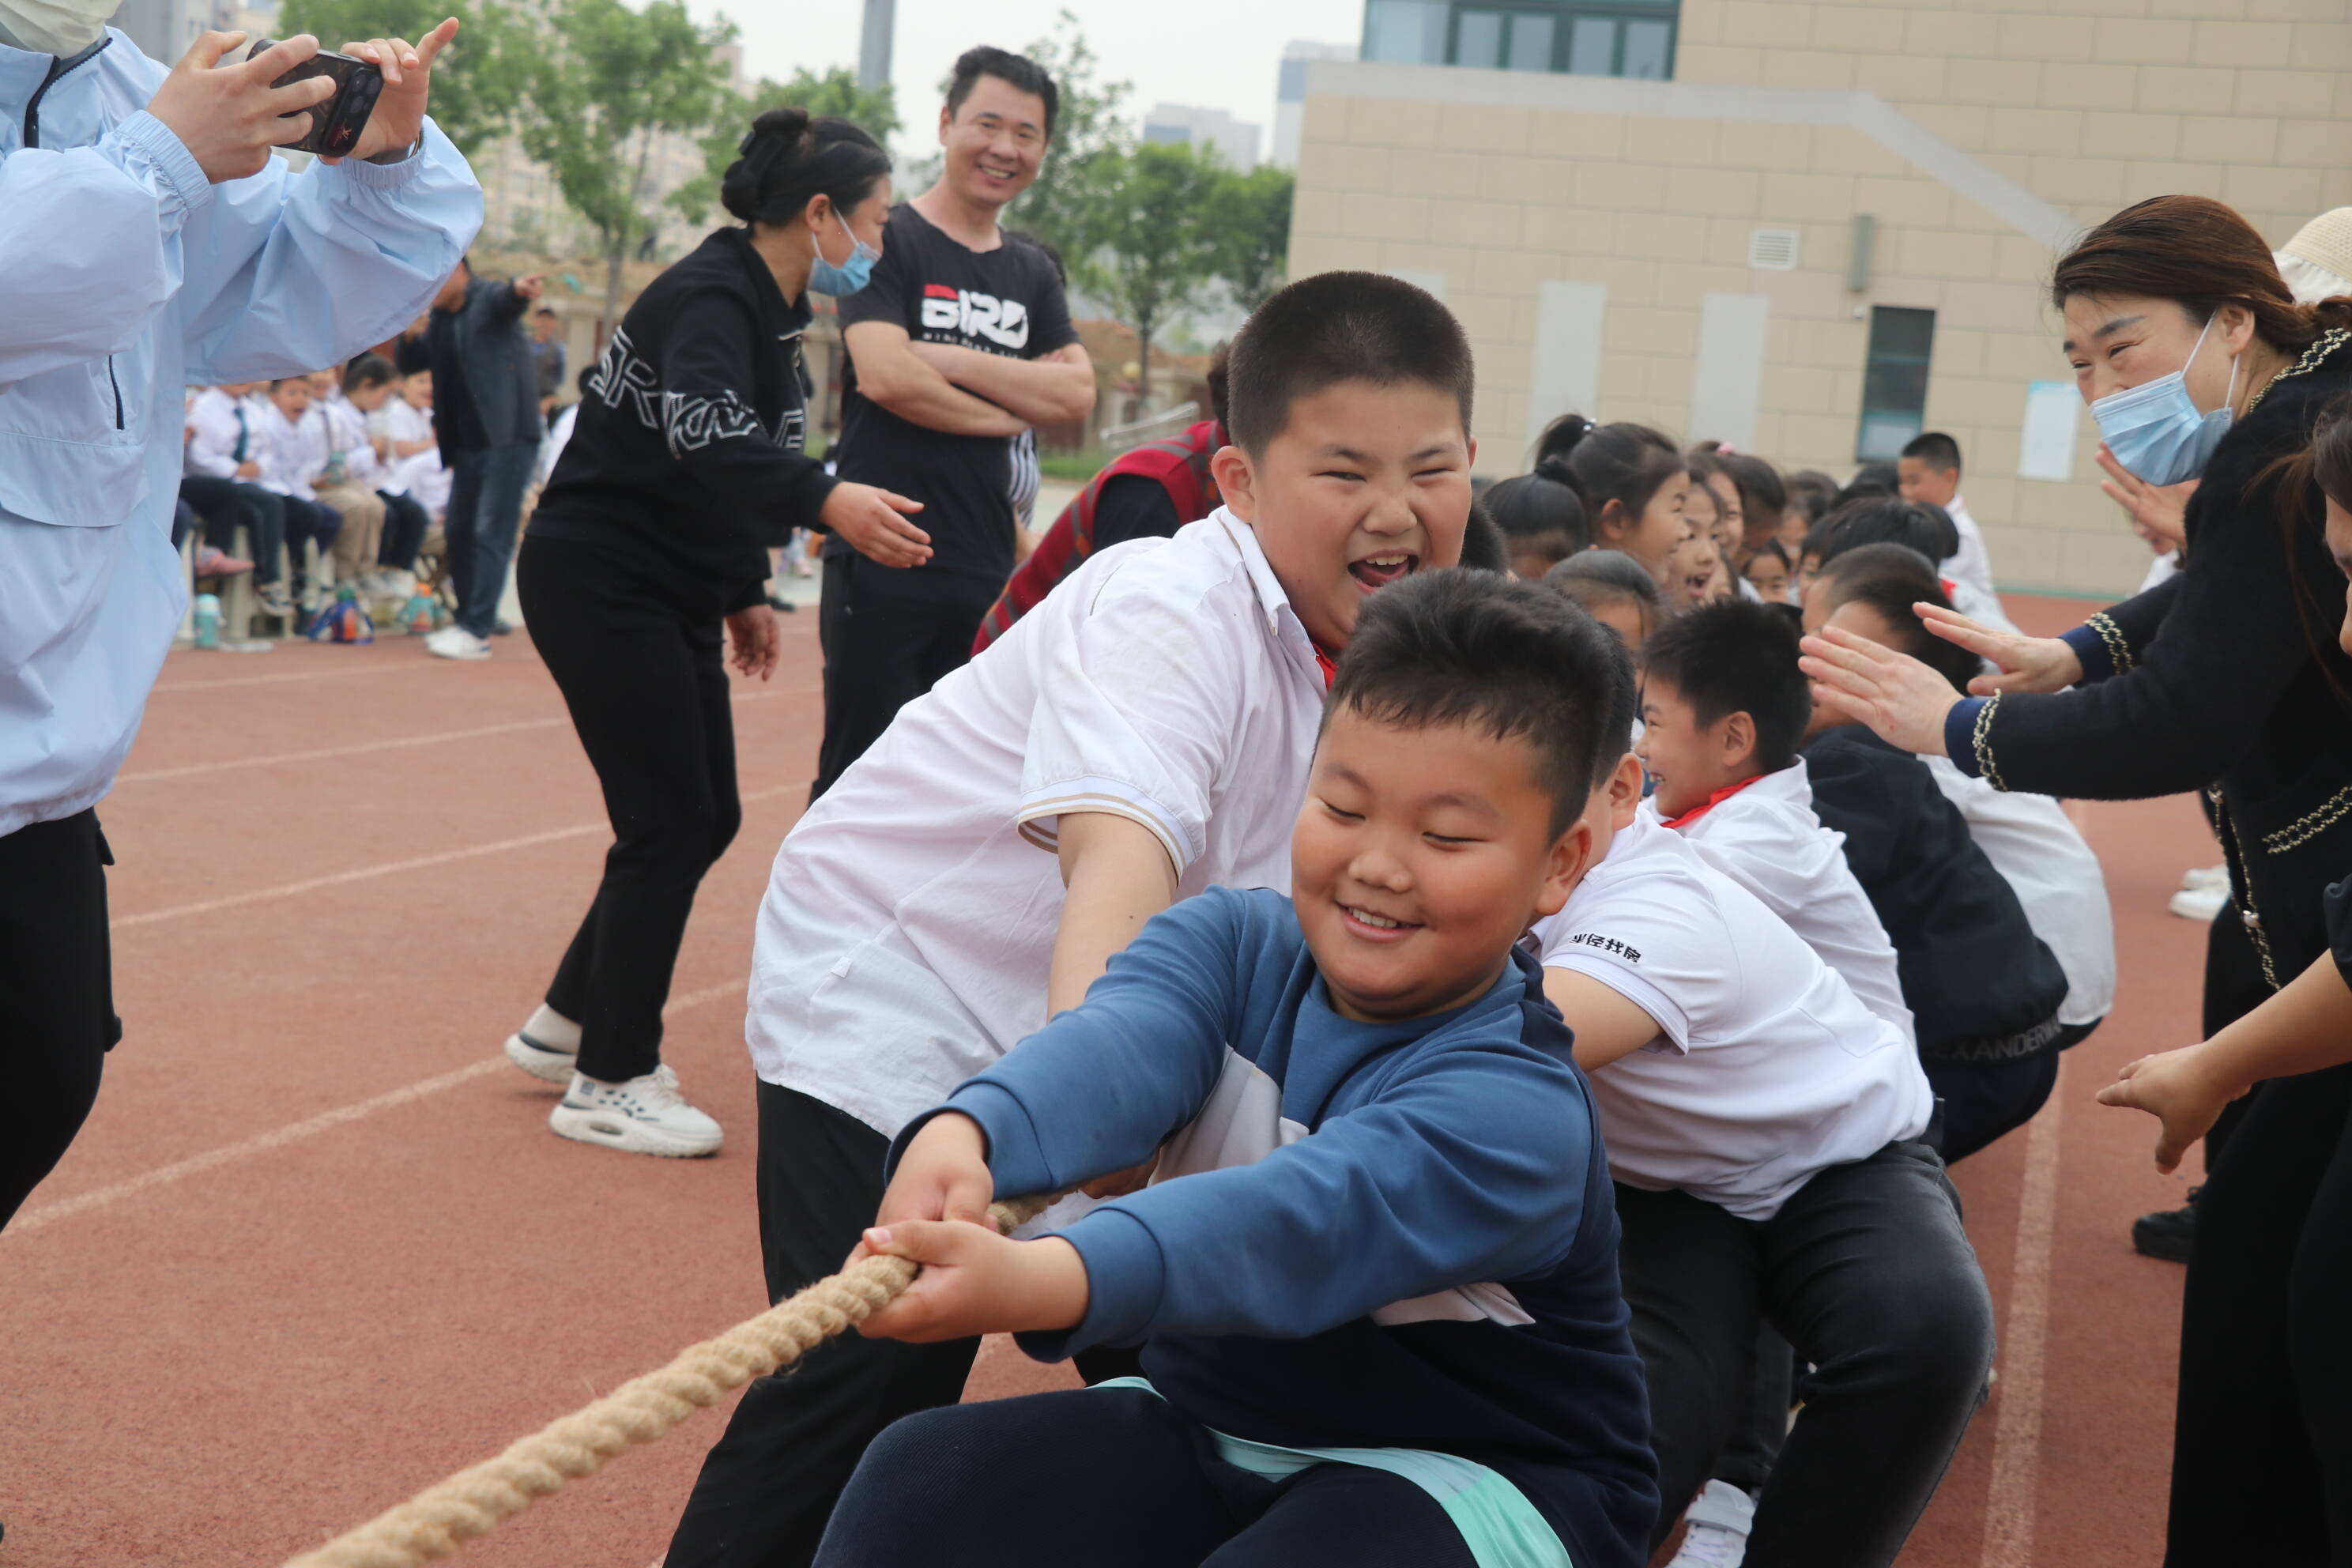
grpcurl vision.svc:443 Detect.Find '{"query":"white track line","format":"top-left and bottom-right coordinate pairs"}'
top-left (115, 718), bottom-right (568, 782)
top-left (116, 692), bottom-right (787, 784)
top-left (1980, 1059), bottom-right (2066, 1568)
top-left (149, 659), bottom-right (507, 695)
top-left (111, 784), bottom-right (797, 931)
top-left (7, 978), bottom-right (748, 1240)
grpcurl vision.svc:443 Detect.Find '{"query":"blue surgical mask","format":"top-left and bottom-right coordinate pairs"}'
top-left (809, 216), bottom-right (878, 297)
top-left (2089, 315), bottom-right (2241, 486)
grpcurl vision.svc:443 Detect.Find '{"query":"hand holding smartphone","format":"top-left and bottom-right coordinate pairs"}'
top-left (247, 36), bottom-right (383, 156)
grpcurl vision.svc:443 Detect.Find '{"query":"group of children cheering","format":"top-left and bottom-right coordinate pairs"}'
top-left (608, 270), bottom-right (2121, 1568)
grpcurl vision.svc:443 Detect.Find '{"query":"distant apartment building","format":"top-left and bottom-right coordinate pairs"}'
top-left (1287, 0), bottom-right (2352, 594)
top-left (1144, 102), bottom-right (1264, 171)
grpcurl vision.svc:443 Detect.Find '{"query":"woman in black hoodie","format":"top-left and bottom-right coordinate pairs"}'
top-left (499, 109), bottom-right (927, 1157)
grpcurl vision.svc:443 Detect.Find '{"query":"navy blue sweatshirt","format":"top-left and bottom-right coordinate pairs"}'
top-left (889, 886), bottom-right (1658, 1566)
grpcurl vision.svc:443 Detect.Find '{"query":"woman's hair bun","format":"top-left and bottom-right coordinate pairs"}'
top-left (722, 108), bottom-right (812, 222)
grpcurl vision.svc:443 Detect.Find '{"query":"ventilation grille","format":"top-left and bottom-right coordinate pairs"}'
top-left (1747, 228), bottom-right (1800, 270)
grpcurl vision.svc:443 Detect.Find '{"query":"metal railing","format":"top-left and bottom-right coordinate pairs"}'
top-left (1100, 401), bottom-right (1200, 455)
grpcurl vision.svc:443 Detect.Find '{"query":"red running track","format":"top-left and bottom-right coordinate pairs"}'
top-left (0, 594), bottom-right (2210, 1567)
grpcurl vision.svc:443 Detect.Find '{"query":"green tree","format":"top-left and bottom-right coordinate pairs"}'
top-left (1001, 9), bottom-right (1131, 262)
top-left (508, 0), bottom-right (737, 334)
top-left (675, 65), bottom-right (900, 231)
top-left (276, 0), bottom-right (524, 156)
top-left (1082, 141), bottom-right (1229, 409)
top-left (1216, 163), bottom-right (1295, 312)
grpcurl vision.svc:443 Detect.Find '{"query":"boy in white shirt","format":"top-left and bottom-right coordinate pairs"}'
top-left (252, 378), bottom-right (341, 607)
top-left (593, 271), bottom-right (1476, 1568)
top-left (376, 368), bottom-right (447, 576)
top-left (183, 382), bottom-right (295, 616)
top-left (1532, 673), bottom-right (1993, 1567)
top-left (1630, 600), bottom-right (1912, 1040)
top-left (307, 367), bottom-right (392, 592)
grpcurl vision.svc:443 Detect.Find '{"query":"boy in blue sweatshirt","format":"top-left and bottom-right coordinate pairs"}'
top-left (813, 571), bottom-right (1659, 1568)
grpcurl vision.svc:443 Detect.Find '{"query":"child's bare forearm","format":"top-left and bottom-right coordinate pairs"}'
top-left (1048, 812), bottom-right (1178, 1016)
top-left (2198, 949), bottom-right (2352, 1089)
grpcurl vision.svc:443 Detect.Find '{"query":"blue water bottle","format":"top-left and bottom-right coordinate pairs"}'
top-left (193, 592), bottom-right (222, 650)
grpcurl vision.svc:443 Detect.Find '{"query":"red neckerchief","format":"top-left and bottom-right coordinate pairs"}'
top-left (1940, 577), bottom-right (1959, 599)
top-left (1312, 643), bottom-right (1338, 690)
top-left (1660, 773), bottom-right (1768, 831)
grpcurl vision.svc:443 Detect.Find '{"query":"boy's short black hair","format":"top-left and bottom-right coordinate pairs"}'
top-left (1483, 467), bottom-right (1590, 561)
top-left (1815, 544), bottom-right (1984, 694)
top-left (1785, 469), bottom-right (1838, 525)
top-left (1901, 431), bottom-right (1962, 474)
top-left (1329, 569), bottom-right (1633, 835)
top-left (1716, 450), bottom-right (1786, 521)
top-left (946, 46), bottom-right (1059, 136)
top-left (1226, 271), bottom-right (1473, 455)
top-left (1815, 497), bottom-right (1960, 567)
top-left (1543, 548), bottom-right (1662, 643)
top-left (1459, 500), bottom-right (1510, 573)
top-left (342, 354), bottom-right (395, 394)
top-left (1638, 601), bottom-right (1812, 773)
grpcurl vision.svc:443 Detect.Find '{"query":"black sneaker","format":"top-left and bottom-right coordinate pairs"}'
top-left (766, 594), bottom-right (798, 613)
top-left (2132, 1185), bottom-right (2201, 1263)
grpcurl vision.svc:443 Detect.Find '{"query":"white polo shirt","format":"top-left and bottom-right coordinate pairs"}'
top-left (749, 508), bottom-right (1331, 1139)
top-left (1923, 758), bottom-right (2116, 1028)
top-left (1531, 814), bottom-right (1932, 1221)
top-left (1655, 762), bottom-right (1914, 1046)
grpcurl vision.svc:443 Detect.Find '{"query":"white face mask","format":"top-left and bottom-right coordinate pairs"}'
top-left (0, 0), bottom-right (114, 57)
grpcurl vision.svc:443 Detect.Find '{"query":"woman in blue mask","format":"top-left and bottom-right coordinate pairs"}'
top-left (1798, 194), bottom-right (2352, 1566)
top-left (499, 107), bottom-right (923, 1159)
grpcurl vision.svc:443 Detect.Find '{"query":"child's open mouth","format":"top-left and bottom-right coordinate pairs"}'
top-left (1348, 553), bottom-right (1417, 591)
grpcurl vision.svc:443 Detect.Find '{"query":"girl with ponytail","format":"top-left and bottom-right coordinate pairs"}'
top-left (1801, 196), bottom-right (2352, 1563)
top-left (1533, 413), bottom-right (1692, 590)
top-left (496, 105), bottom-right (916, 1159)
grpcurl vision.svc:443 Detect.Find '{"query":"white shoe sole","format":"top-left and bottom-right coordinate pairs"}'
top-left (426, 642), bottom-right (490, 662)
top-left (504, 1032), bottom-right (578, 1084)
top-left (548, 1102), bottom-right (722, 1158)
top-left (2169, 887), bottom-right (2229, 922)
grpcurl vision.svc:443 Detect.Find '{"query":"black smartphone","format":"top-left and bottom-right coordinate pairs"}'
top-left (249, 37), bottom-right (385, 158)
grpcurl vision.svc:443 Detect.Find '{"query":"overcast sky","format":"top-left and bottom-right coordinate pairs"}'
top-left (681, 0), bottom-right (1364, 159)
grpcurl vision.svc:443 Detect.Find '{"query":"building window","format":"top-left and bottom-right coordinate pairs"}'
top-left (1857, 306), bottom-right (1936, 462)
top-left (1363, 1), bottom-right (1675, 77)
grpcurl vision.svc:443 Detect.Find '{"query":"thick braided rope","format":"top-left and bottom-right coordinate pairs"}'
top-left (282, 1193), bottom-right (1058, 1568)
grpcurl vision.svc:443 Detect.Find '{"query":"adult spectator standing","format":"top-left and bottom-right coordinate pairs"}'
top-left (530, 303), bottom-right (565, 421)
top-left (493, 107), bottom-right (916, 1156)
top-left (1896, 431), bottom-right (2000, 606)
top-left (1801, 194), bottom-right (2352, 1565)
top-left (401, 254), bottom-right (545, 660)
top-left (0, 13), bottom-right (480, 1246)
top-left (811, 44), bottom-right (1093, 797)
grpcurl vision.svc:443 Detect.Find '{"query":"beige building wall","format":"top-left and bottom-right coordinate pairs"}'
top-left (1288, 2), bottom-right (2352, 597)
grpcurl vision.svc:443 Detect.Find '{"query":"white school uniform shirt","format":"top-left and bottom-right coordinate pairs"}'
top-left (2138, 550), bottom-right (2180, 593)
top-left (750, 507), bottom-right (1330, 1139)
top-left (252, 399), bottom-right (326, 499)
top-left (1939, 493), bottom-right (1998, 605)
top-left (1922, 758), bottom-right (2116, 1028)
top-left (319, 394), bottom-right (384, 486)
top-left (1530, 814), bottom-right (1932, 1221)
top-left (1653, 762), bottom-right (1915, 1046)
top-left (183, 385), bottom-right (251, 478)
top-left (375, 397), bottom-right (438, 500)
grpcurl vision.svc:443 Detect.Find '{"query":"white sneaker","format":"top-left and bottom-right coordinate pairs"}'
top-left (2169, 883), bottom-right (2230, 922)
top-left (2180, 864), bottom-right (2230, 892)
top-left (549, 1065), bottom-right (722, 1157)
top-left (1667, 1479), bottom-right (1754, 1568)
top-left (504, 1028), bottom-right (579, 1084)
top-left (424, 626), bottom-right (491, 661)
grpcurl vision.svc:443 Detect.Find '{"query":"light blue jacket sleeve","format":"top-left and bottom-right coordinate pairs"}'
top-left (179, 119), bottom-right (482, 383)
top-left (0, 111), bottom-right (207, 379)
